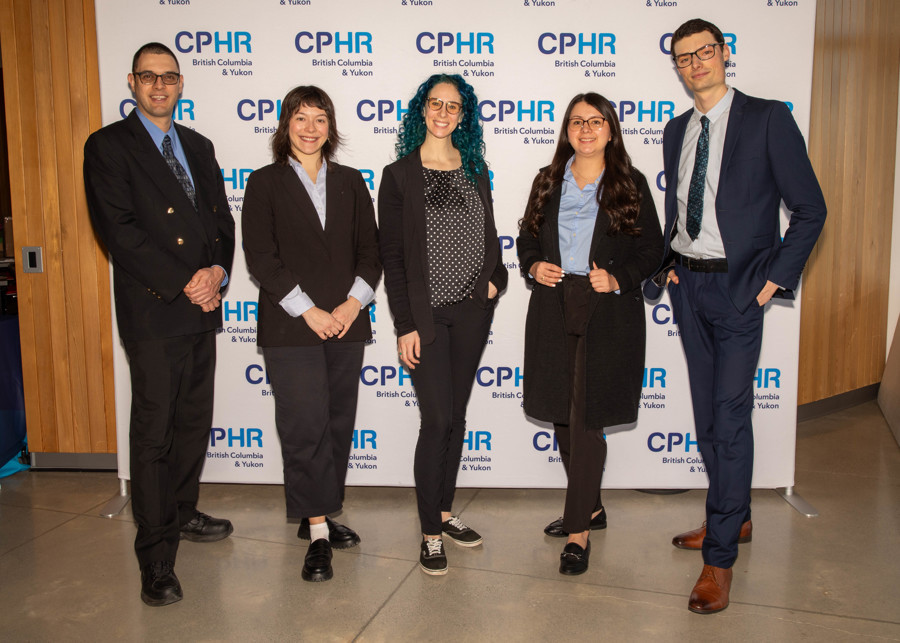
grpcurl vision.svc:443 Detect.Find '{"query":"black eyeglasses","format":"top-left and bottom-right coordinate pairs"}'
top-left (134, 71), bottom-right (181, 85)
top-left (426, 97), bottom-right (462, 115)
top-left (568, 116), bottom-right (607, 131)
top-left (672, 43), bottom-right (724, 68)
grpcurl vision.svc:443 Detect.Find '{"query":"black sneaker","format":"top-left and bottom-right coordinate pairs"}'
top-left (419, 538), bottom-right (448, 575)
top-left (441, 516), bottom-right (483, 547)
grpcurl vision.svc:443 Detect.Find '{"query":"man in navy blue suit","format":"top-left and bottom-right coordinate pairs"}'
top-left (644, 18), bottom-right (826, 614)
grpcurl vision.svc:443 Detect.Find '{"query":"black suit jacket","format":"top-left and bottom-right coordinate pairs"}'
top-left (644, 90), bottom-right (826, 312)
top-left (84, 110), bottom-right (235, 341)
top-left (517, 169), bottom-right (663, 428)
top-left (378, 149), bottom-right (508, 345)
top-left (241, 161), bottom-right (382, 347)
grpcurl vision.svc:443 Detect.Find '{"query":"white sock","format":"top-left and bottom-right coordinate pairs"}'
top-left (309, 521), bottom-right (329, 543)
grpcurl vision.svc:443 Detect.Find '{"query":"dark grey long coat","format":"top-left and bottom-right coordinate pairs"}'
top-left (516, 169), bottom-right (663, 430)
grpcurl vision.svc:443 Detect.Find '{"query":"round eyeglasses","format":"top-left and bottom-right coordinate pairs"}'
top-left (567, 116), bottom-right (607, 131)
top-left (426, 97), bottom-right (462, 115)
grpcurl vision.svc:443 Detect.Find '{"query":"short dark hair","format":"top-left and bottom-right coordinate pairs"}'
top-left (132, 42), bottom-right (180, 73)
top-left (671, 18), bottom-right (725, 54)
top-left (271, 86), bottom-right (342, 165)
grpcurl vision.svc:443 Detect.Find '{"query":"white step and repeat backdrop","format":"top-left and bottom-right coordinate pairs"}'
top-left (95, 0), bottom-right (818, 489)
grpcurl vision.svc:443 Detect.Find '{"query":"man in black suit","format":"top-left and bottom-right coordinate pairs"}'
top-left (84, 42), bottom-right (235, 607)
top-left (644, 19), bottom-right (826, 613)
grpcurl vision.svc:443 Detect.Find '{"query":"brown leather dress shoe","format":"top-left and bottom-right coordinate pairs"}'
top-left (672, 520), bottom-right (752, 550)
top-left (688, 564), bottom-right (732, 614)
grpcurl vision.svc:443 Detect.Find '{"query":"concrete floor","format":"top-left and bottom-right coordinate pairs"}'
top-left (0, 400), bottom-right (898, 641)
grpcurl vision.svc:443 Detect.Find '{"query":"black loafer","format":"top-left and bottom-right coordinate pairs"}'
top-left (298, 516), bottom-right (360, 549)
top-left (559, 540), bottom-right (591, 576)
top-left (544, 507), bottom-right (607, 538)
top-left (302, 539), bottom-right (333, 582)
top-left (140, 560), bottom-right (183, 606)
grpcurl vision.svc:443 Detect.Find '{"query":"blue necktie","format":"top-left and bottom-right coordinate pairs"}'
top-left (162, 135), bottom-right (197, 209)
top-left (686, 115), bottom-right (709, 241)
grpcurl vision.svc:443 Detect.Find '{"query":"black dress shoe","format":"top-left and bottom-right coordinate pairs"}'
top-left (544, 507), bottom-right (607, 538)
top-left (298, 516), bottom-right (360, 549)
top-left (559, 540), bottom-right (591, 576)
top-left (140, 560), bottom-right (183, 606)
top-left (302, 539), bottom-right (333, 582)
top-left (180, 512), bottom-right (234, 542)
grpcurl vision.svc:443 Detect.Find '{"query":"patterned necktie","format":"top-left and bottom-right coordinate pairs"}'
top-left (686, 115), bottom-right (709, 241)
top-left (162, 134), bottom-right (197, 209)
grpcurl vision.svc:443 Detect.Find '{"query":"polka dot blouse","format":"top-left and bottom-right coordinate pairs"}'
top-left (423, 166), bottom-right (486, 307)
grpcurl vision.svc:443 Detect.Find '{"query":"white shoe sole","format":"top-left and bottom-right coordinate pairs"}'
top-left (442, 533), bottom-right (483, 547)
top-left (420, 562), bottom-right (449, 575)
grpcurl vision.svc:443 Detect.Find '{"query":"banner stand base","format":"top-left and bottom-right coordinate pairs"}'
top-left (99, 478), bottom-right (130, 518)
top-left (776, 486), bottom-right (818, 517)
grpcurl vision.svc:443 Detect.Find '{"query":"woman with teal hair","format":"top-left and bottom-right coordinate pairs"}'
top-left (379, 74), bottom-right (507, 576)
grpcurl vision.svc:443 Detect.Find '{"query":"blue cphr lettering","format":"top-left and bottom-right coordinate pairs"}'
top-left (224, 301), bottom-right (258, 322)
top-left (647, 432), bottom-right (697, 452)
top-left (221, 169), bottom-right (253, 191)
top-left (359, 365), bottom-right (411, 386)
top-left (210, 427), bottom-right (263, 447)
top-left (476, 366), bottom-right (524, 387)
top-left (642, 368), bottom-right (667, 388)
top-left (244, 364), bottom-right (269, 385)
top-left (175, 31), bottom-right (251, 54)
top-left (463, 431), bottom-right (492, 451)
top-left (352, 429), bottom-right (377, 450)
top-left (532, 431), bottom-right (559, 452)
top-left (754, 368), bottom-right (781, 389)
top-left (359, 169), bottom-right (375, 190)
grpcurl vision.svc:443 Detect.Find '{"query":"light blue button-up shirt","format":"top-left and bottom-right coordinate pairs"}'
top-left (558, 156), bottom-right (603, 276)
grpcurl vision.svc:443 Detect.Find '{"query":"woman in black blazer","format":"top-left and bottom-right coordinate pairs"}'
top-left (378, 74), bottom-right (507, 576)
top-left (242, 86), bottom-right (381, 583)
top-left (517, 93), bottom-right (663, 576)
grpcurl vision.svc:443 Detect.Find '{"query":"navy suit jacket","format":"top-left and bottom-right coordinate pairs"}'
top-left (84, 110), bottom-right (235, 340)
top-left (644, 89), bottom-right (826, 313)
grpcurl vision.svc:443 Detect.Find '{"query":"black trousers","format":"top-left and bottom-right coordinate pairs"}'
top-left (123, 330), bottom-right (216, 568)
top-left (263, 341), bottom-right (364, 519)
top-left (668, 266), bottom-right (762, 568)
top-left (555, 276), bottom-right (607, 534)
top-left (410, 297), bottom-right (493, 535)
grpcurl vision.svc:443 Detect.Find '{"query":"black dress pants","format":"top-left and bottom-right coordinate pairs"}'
top-left (263, 341), bottom-right (364, 519)
top-left (409, 297), bottom-right (493, 535)
top-left (123, 330), bottom-right (216, 568)
top-left (554, 276), bottom-right (607, 535)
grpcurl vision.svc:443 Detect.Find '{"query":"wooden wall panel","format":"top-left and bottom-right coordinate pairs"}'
top-left (799, 0), bottom-right (900, 404)
top-left (0, 0), bottom-right (115, 453)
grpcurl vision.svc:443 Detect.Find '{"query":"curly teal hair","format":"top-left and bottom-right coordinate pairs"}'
top-left (395, 74), bottom-right (486, 183)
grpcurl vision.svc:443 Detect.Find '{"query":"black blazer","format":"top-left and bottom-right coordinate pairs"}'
top-left (517, 169), bottom-right (663, 429)
top-left (378, 148), bottom-right (508, 345)
top-left (241, 161), bottom-right (381, 347)
top-left (84, 110), bottom-right (235, 341)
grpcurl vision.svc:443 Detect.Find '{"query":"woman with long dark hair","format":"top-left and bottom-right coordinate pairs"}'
top-left (242, 86), bottom-right (381, 582)
top-left (517, 92), bottom-right (663, 575)
top-left (378, 74), bottom-right (507, 575)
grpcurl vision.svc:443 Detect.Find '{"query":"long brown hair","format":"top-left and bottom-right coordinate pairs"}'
top-left (519, 93), bottom-right (641, 238)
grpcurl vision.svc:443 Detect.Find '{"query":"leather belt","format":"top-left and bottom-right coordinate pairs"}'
top-left (673, 253), bottom-right (728, 273)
